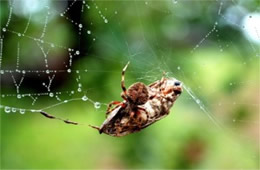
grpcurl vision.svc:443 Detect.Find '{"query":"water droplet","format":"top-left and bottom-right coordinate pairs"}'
top-left (49, 93), bottom-right (54, 97)
top-left (78, 83), bottom-right (82, 87)
top-left (104, 19), bottom-right (108, 23)
top-left (76, 50), bottom-right (80, 55)
top-left (4, 106), bottom-right (11, 113)
top-left (78, 24), bottom-right (83, 28)
top-left (87, 30), bottom-right (91, 34)
top-left (18, 33), bottom-right (21, 37)
top-left (20, 109), bottom-right (25, 114)
top-left (145, 1), bottom-right (148, 5)
top-left (177, 66), bottom-right (181, 70)
top-left (64, 100), bottom-right (68, 103)
top-left (46, 70), bottom-right (50, 74)
top-left (17, 94), bottom-right (21, 99)
top-left (60, 13), bottom-right (64, 17)
top-left (51, 43), bottom-right (55, 48)
top-left (94, 102), bottom-right (101, 109)
top-left (115, 11), bottom-right (118, 14)
top-left (12, 107), bottom-right (17, 112)
top-left (67, 69), bottom-right (71, 73)
top-left (2, 28), bottom-right (6, 32)
top-left (82, 95), bottom-right (88, 101)
top-left (0, 70), bottom-right (4, 74)
top-left (78, 88), bottom-right (82, 92)
top-left (229, 83), bottom-right (233, 86)
top-left (215, 22), bottom-right (218, 25)
top-left (196, 99), bottom-right (200, 104)
top-left (22, 70), bottom-right (26, 74)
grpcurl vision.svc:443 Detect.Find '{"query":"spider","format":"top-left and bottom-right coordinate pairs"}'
top-left (40, 62), bottom-right (183, 137)
top-left (104, 62), bottom-right (149, 118)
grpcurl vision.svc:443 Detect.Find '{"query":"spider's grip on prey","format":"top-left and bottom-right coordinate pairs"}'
top-left (90, 62), bottom-right (183, 137)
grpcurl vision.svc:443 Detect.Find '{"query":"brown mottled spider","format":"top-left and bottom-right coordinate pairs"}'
top-left (105, 62), bottom-right (149, 119)
top-left (89, 62), bottom-right (183, 136)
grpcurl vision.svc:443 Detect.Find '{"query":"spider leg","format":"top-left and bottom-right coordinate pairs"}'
top-left (120, 92), bottom-right (128, 101)
top-left (106, 101), bottom-right (122, 113)
top-left (149, 81), bottom-right (158, 88)
top-left (40, 111), bottom-right (79, 125)
top-left (121, 61), bottom-right (130, 97)
top-left (159, 77), bottom-right (166, 92)
top-left (106, 101), bottom-right (126, 117)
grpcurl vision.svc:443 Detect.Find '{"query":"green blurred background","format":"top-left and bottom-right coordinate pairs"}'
top-left (0, 0), bottom-right (259, 169)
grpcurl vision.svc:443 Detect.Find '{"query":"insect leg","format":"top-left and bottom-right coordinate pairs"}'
top-left (88, 125), bottom-right (101, 132)
top-left (40, 111), bottom-right (79, 125)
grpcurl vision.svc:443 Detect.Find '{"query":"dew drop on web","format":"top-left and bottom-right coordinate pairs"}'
top-left (20, 109), bottom-right (25, 114)
top-left (82, 95), bottom-right (88, 101)
top-left (12, 107), bottom-right (17, 112)
top-left (94, 102), bottom-right (101, 109)
top-left (4, 106), bottom-right (11, 113)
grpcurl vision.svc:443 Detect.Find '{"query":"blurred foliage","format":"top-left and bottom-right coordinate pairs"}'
top-left (0, 0), bottom-right (259, 169)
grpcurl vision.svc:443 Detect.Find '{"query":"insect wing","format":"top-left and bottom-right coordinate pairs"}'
top-left (99, 106), bottom-right (122, 131)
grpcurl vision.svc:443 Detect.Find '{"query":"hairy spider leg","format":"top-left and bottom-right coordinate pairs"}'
top-left (121, 61), bottom-right (130, 99)
top-left (106, 101), bottom-right (121, 113)
top-left (40, 111), bottom-right (79, 125)
top-left (106, 101), bottom-right (126, 117)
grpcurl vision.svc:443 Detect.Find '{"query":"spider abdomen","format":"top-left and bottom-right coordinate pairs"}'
top-left (127, 82), bottom-right (149, 105)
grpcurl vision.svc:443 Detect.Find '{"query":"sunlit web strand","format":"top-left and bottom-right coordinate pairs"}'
top-left (183, 84), bottom-right (223, 129)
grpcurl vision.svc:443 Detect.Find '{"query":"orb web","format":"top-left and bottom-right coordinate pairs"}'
top-left (0, 0), bottom-right (259, 168)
